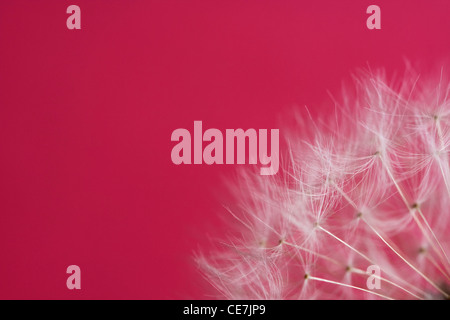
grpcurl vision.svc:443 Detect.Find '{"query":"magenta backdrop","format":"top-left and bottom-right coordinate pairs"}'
top-left (0, 0), bottom-right (449, 299)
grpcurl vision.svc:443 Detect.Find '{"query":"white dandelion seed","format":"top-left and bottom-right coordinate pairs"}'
top-left (197, 65), bottom-right (450, 300)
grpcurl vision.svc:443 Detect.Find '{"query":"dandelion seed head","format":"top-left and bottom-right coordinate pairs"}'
top-left (198, 65), bottom-right (450, 300)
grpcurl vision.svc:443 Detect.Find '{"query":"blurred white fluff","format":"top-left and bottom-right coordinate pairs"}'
top-left (197, 66), bottom-right (450, 300)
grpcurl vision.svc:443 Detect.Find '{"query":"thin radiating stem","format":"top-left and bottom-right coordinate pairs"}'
top-left (425, 253), bottom-right (450, 282)
top-left (307, 275), bottom-right (394, 300)
top-left (363, 217), bottom-right (449, 298)
top-left (317, 225), bottom-right (373, 264)
top-left (285, 241), bottom-right (423, 299)
top-left (351, 268), bottom-right (423, 300)
top-left (379, 155), bottom-right (450, 270)
top-left (331, 181), bottom-right (435, 297)
top-left (417, 206), bottom-right (450, 271)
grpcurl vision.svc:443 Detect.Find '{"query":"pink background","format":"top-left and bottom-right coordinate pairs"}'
top-left (0, 0), bottom-right (449, 299)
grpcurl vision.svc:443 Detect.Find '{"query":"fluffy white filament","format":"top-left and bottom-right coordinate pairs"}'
top-left (197, 66), bottom-right (450, 300)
